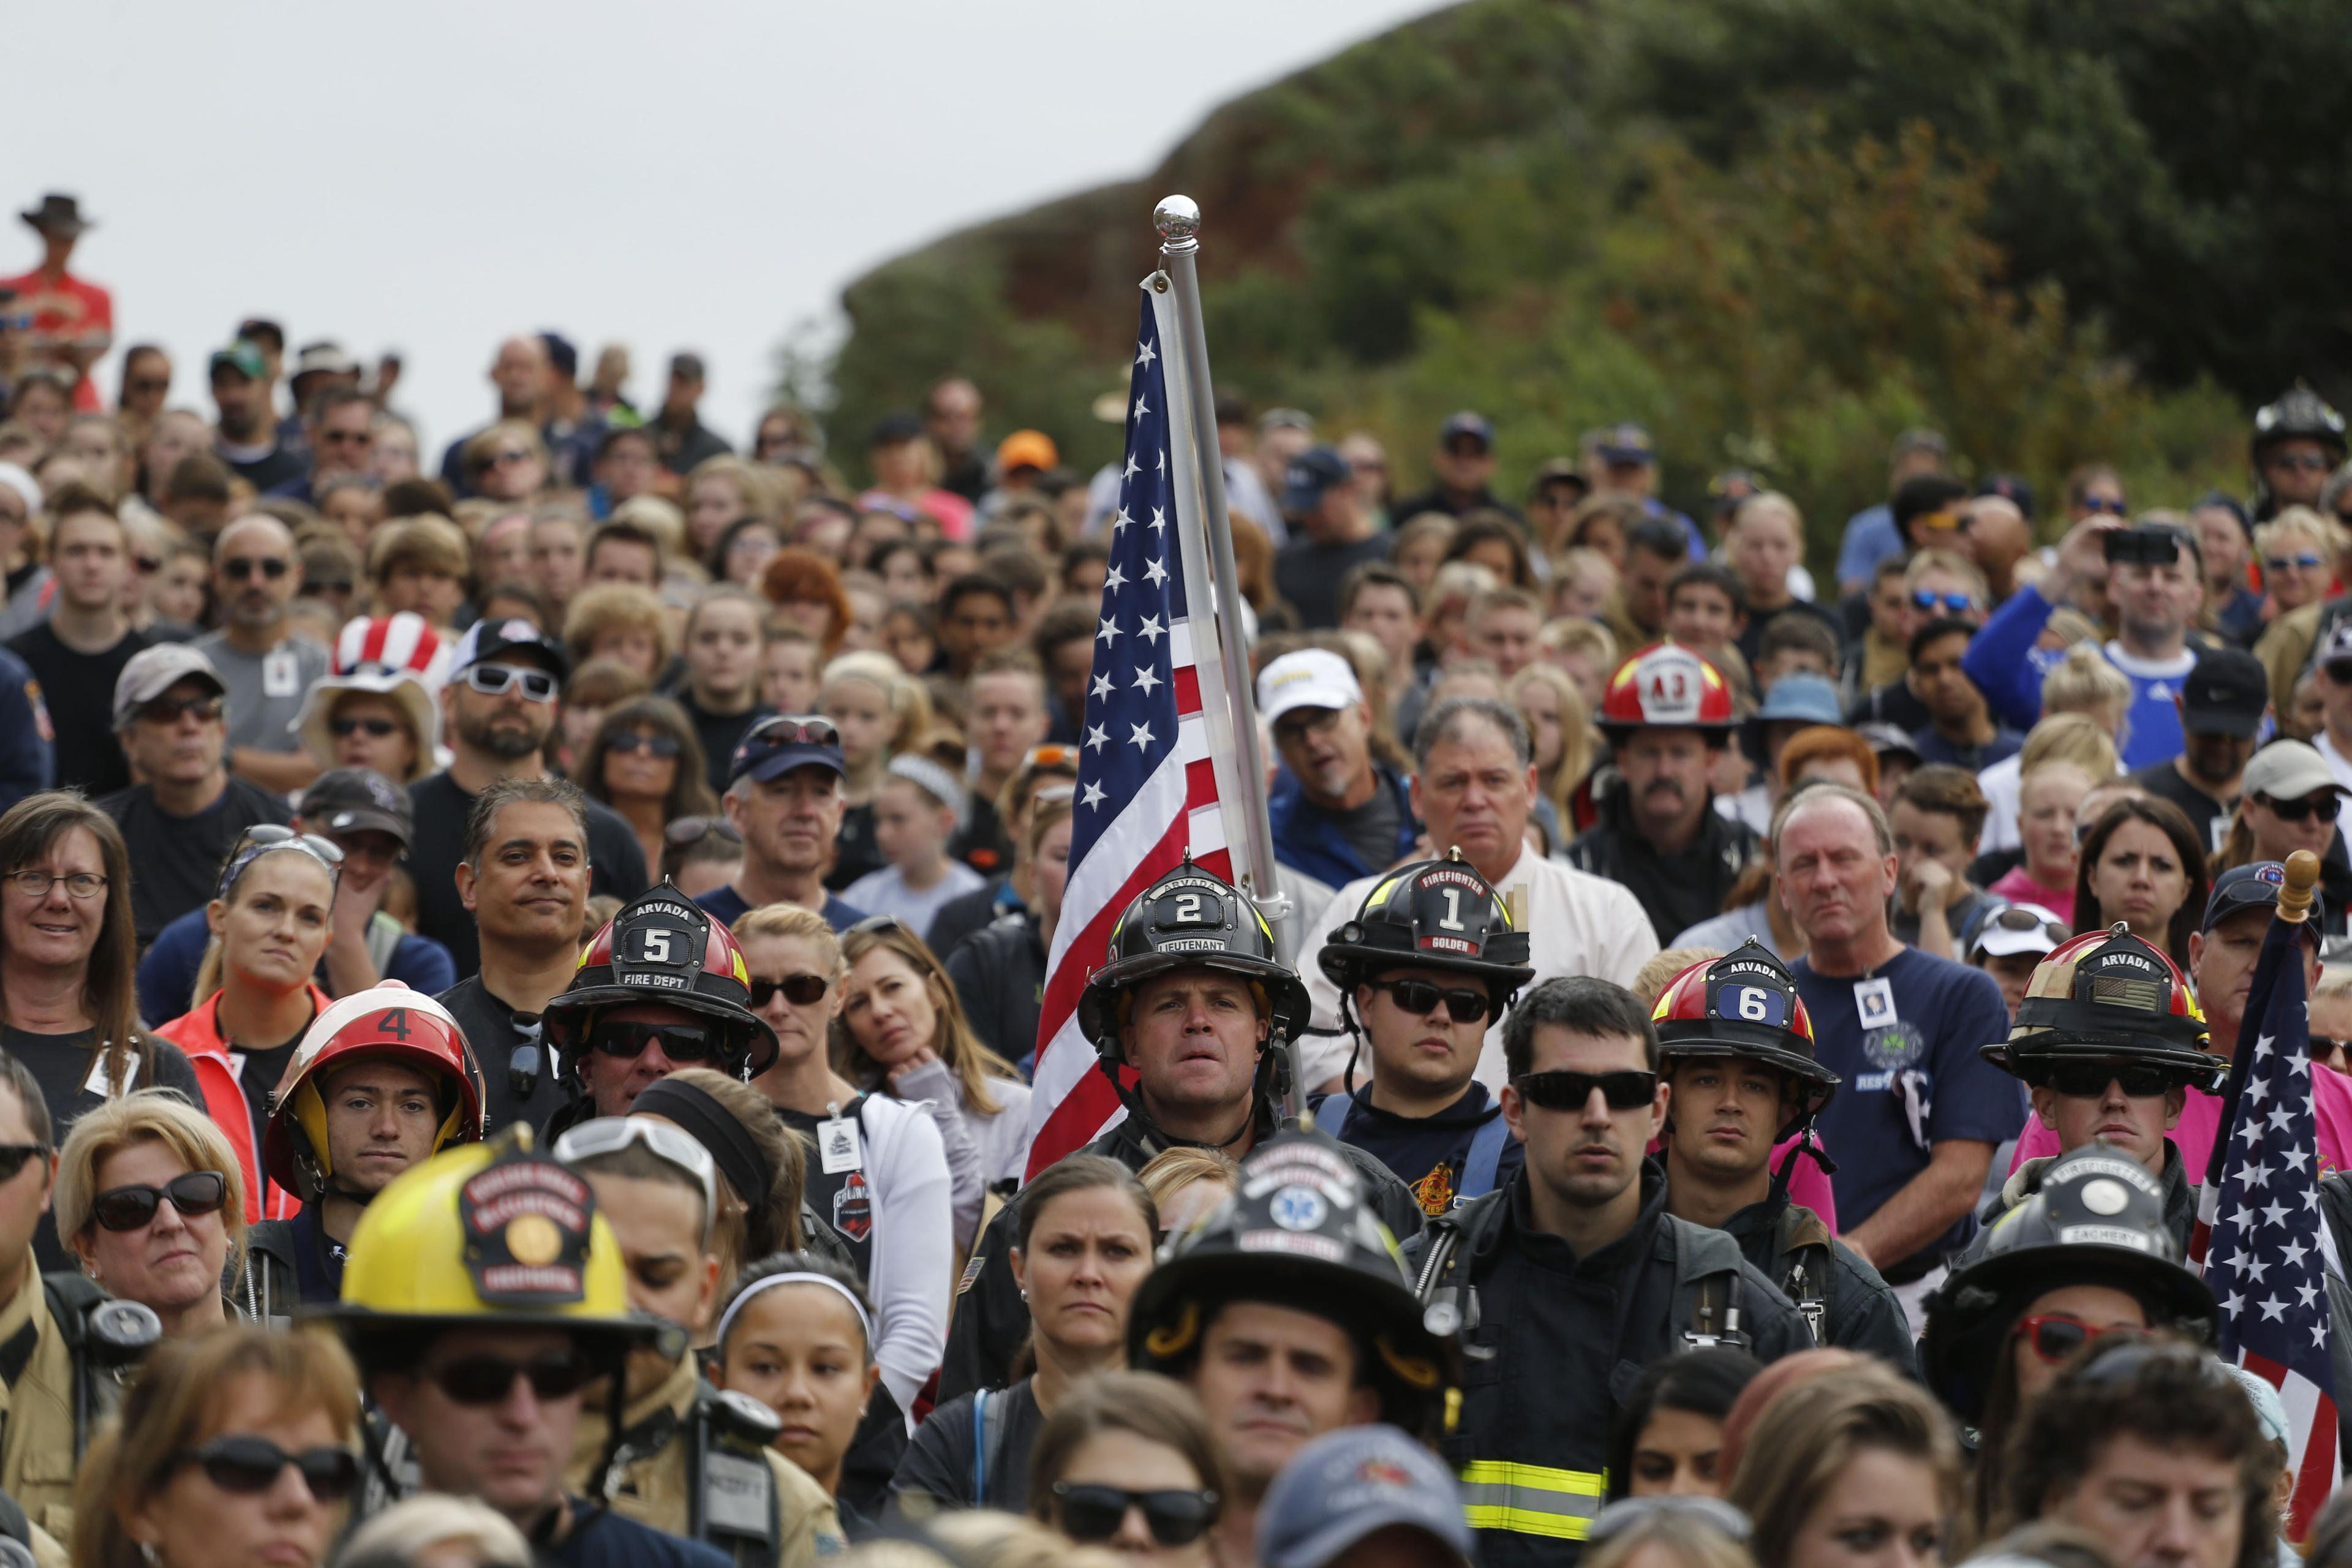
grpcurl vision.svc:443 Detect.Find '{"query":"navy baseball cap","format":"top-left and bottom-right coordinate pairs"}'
top-left (450, 616), bottom-right (567, 680)
top-left (2203, 861), bottom-right (2326, 935)
top-left (729, 715), bottom-right (846, 786)
top-left (1257, 1426), bottom-right (1472, 1568)
top-left (2180, 648), bottom-right (2269, 739)
top-left (1975, 472), bottom-right (2037, 521)
top-left (1438, 411), bottom-right (1493, 450)
top-left (1597, 421), bottom-right (1657, 465)
top-left (1281, 445), bottom-right (1351, 516)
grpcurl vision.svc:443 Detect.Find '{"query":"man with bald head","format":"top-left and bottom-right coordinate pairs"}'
top-left (439, 334), bottom-right (549, 495)
top-left (1956, 492), bottom-right (2032, 606)
top-left (191, 513), bottom-right (327, 793)
top-left (1778, 783), bottom-right (2022, 1320)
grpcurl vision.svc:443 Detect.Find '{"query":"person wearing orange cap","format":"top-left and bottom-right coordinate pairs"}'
top-left (1569, 643), bottom-right (1763, 944)
top-left (979, 429), bottom-right (1058, 515)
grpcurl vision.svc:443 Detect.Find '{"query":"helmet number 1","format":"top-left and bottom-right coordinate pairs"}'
top-left (639, 929), bottom-right (674, 963)
top-left (1436, 888), bottom-right (1465, 931)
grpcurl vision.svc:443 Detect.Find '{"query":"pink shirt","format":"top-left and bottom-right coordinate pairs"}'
top-left (2007, 1071), bottom-right (2352, 1180)
top-left (1987, 865), bottom-right (2075, 927)
top-left (1648, 1132), bottom-right (1840, 1231)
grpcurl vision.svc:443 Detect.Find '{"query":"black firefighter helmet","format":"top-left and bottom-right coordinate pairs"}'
top-left (1919, 1144), bottom-right (2217, 1425)
top-left (1317, 851), bottom-right (1536, 1017)
top-left (1077, 859), bottom-right (1313, 1065)
top-left (1126, 1133), bottom-right (1457, 1442)
top-left (540, 884), bottom-right (780, 1082)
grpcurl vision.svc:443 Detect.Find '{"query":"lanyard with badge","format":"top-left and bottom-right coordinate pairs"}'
top-left (819, 1101), bottom-right (864, 1175)
top-left (1854, 973), bottom-right (1933, 1151)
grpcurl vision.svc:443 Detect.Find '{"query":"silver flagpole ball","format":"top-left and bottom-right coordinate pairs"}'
top-left (1153, 196), bottom-right (1201, 243)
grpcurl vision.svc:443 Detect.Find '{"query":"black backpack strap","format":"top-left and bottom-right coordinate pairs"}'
top-left (1664, 1216), bottom-right (1753, 1352)
top-left (1413, 1189), bottom-right (1506, 1346)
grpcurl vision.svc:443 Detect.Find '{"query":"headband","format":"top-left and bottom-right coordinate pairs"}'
top-left (886, 753), bottom-right (968, 824)
top-left (715, 1272), bottom-right (872, 1354)
top-left (631, 1076), bottom-right (770, 1209)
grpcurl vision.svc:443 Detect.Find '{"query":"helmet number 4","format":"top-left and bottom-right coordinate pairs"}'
top-left (375, 1008), bottom-right (410, 1041)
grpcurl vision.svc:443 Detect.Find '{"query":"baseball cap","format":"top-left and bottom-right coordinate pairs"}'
top-left (1529, 457), bottom-right (1588, 497)
top-left (1970, 903), bottom-right (2071, 962)
top-left (449, 617), bottom-right (568, 680)
top-left (208, 341), bottom-right (266, 382)
top-left (869, 412), bottom-right (923, 447)
top-left (540, 331), bottom-right (579, 380)
top-left (291, 341), bottom-right (358, 379)
top-left (1259, 407), bottom-right (1316, 435)
top-left (1438, 412), bottom-right (1493, 450)
top-left (2318, 619), bottom-right (2352, 674)
top-left (1975, 473), bottom-right (2037, 521)
top-left (1281, 446), bottom-right (1351, 516)
top-left (1855, 722), bottom-right (1921, 763)
top-left (1891, 428), bottom-right (1950, 460)
top-left (300, 768), bottom-right (415, 847)
top-left (113, 645), bottom-right (226, 728)
top-left (1257, 649), bottom-right (1366, 725)
top-left (729, 715), bottom-right (846, 787)
top-left (2228, 1365), bottom-right (2291, 1450)
top-left (2204, 861), bottom-right (2328, 935)
top-left (2241, 740), bottom-right (2345, 805)
top-left (995, 429), bottom-right (1058, 473)
top-left (1257, 1426), bottom-right (1472, 1568)
top-left (1597, 421), bottom-right (1657, 465)
top-left (1752, 674), bottom-right (1843, 728)
top-left (2179, 648), bottom-right (2269, 738)
top-left (668, 352), bottom-right (707, 382)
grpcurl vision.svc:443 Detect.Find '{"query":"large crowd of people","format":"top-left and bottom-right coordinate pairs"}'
top-left (0, 184), bottom-right (2347, 1568)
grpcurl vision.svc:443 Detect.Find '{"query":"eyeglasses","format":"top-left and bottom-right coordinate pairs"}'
top-left (5, 870), bottom-right (105, 900)
top-left (2044, 1060), bottom-right (2179, 1098)
top-left (608, 732), bottom-right (682, 759)
top-left (421, 1350), bottom-right (595, 1406)
top-left (1512, 1069), bottom-right (1659, 1112)
top-left (2272, 452), bottom-right (2333, 473)
top-left (554, 1116), bottom-right (718, 1246)
top-left (328, 715), bottom-right (399, 739)
top-left (2014, 1312), bottom-right (2124, 1365)
top-left (218, 826), bottom-right (344, 899)
top-left (588, 1019), bottom-right (726, 1066)
top-left (1911, 589), bottom-right (1977, 613)
top-left (138, 694), bottom-right (223, 725)
top-left (1588, 1496), bottom-right (1752, 1548)
top-left (665, 815), bottom-right (742, 849)
top-left (748, 973), bottom-right (830, 1009)
top-left (221, 556), bottom-right (291, 581)
top-left (89, 1170), bottom-right (227, 1232)
top-left (176, 1436), bottom-right (360, 1504)
top-left (2081, 496), bottom-right (2130, 516)
top-left (0, 1145), bottom-right (48, 1183)
top-left (746, 715), bottom-right (840, 748)
top-left (2253, 791), bottom-right (2342, 824)
top-left (2267, 554), bottom-right (2325, 573)
top-left (1050, 1483), bottom-right (1219, 1547)
top-left (1370, 976), bottom-right (1490, 1024)
top-left (462, 663), bottom-right (559, 703)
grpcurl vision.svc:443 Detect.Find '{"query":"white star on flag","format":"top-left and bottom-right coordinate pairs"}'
top-left (1085, 723), bottom-right (1108, 752)
top-left (1144, 557), bottom-right (1169, 587)
top-left (1138, 614), bottom-right (1165, 646)
top-left (1079, 781), bottom-right (1106, 811)
top-left (1132, 666), bottom-right (1161, 695)
top-left (1104, 565), bottom-right (1126, 594)
top-left (1127, 722), bottom-right (1155, 751)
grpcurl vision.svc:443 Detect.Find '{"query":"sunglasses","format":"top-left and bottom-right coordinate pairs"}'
top-left (608, 732), bottom-right (682, 759)
top-left (2273, 451), bottom-right (2333, 473)
top-left (90, 1170), bottom-right (227, 1232)
top-left (138, 694), bottom-right (224, 725)
top-left (553, 1116), bottom-right (718, 1246)
top-left (1513, 1069), bottom-right (1659, 1112)
top-left (2014, 1312), bottom-right (2122, 1365)
top-left (1983, 905), bottom-right (2069, 941)
top-left (176, 1435), bottom-right (359, 1504)
top-left (665, 815), bottom-right (742, 848)
top-left (2044, 1060), bottom-right (2179, 1098)
top-left (2081, 496), bottom-right (2130, 516)
top-left (328, 715), bottom-right (399, 739)
top-left (222, 556), bottom-right (292, 581)
top-left (1051, 1483), bottom-right (1218, 1547)
top-left (2267, 554), bottom-right (2325, 573)
top-left (2253, 791), bottom-right (2342, 824)
top-left (135, 556), bottom-right (162, 573)
top-left (462, 663), bottom-right (559, 702)
top-left (0, 1144), bottom-right (47, 1183)
top-left (422, 1351), bottom-right (595, 1406)
top-left (589, 1019), bottom-right (725, 1065)
top-left (218, 826), bottom-right (345, 898)
top-left (1369, 976), bottom-right (1490, 1024)
top-left (747, 715), bottom-right (840, 748)
top-left (749, 973), bottom-right (829, 1008)
top-left (1911, 589), bottom-right (1977, 613)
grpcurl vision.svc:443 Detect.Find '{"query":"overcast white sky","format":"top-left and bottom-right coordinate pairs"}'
top-left (14, 0), bottom-right (1441, 461)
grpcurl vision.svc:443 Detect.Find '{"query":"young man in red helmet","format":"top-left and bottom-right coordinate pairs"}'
top-left (243, 982), bottom-right (486, 1314)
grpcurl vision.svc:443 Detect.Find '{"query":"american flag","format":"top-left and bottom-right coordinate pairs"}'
top-left (2195, 905), bottom-right (2340, 1537)
top-left (1022, 289), bottom-right (1254, 1176)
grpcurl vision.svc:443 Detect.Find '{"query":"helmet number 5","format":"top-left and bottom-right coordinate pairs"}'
top-left (640, 929), bottom-right (673, 963)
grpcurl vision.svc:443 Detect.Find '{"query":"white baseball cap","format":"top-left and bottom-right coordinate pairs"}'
top-left (1970, 903), bottom-right (2071, 961)
top-left (1256, 649), bottom-right (1364, 725)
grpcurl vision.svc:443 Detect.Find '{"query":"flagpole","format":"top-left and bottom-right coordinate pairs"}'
top-left (1153, 195), bottom-right (1287, 927)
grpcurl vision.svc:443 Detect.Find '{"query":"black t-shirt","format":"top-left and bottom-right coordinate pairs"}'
top-left (6, 622), bottom-right (147, 796)
top-left (2132, 760), bottom-right (2231, 858)
top-left (548, 1499), bottom-right (731, 1568)
top-left (1329, 785), bottom-right (1404, 875)
top-left (437, 974), bottom-right (568, 1136)
top-left (404, 771), bottom-right (650, 981)
top-left (4, 1025), bottom-right (203, 1272)
top-left (228, 1022), bottom-right (311, 1161)
top-left (99, 778), bottom-right (293, 951)
top-left (826, 801), bottom-right (885, 892)
top-left (217, 439), bottom-right (306, 494)
top-left (676, 692), bottom-right (774, 800)
top-left (889, 1379), bottom-right (1045, 1514)
top-left (1275, 535), bottom-right (1393, 629)
top-left (949, 794), bottom-right (1013, 879)
top-left (776, 1098), bottom-right (876, 1284)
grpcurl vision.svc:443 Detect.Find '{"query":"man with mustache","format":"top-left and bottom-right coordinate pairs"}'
top-left (1406, 976), bottom-right (1807, 1568)
top-left (1569, 643), bottom-right (1762, 944)
top-left (1652, 943), bottom-right (1914, 1364)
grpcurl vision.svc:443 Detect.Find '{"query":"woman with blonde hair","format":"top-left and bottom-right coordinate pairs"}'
top-left (821, 652), bottom-right (931, 892)
top-left (1582, 1499), bottom-right (1758, 1568)
top-left (2252, 505), bottom-right (2340, 626)
top-left (1978, 650), bottom-right (2130, 855)
top-left (333, 1494), bottom-right (530, 1568)
top-left (734, 905), bottom-right (951, 1423)
top-left (1509, 662), bottom-right (1597, 846)
top-left (686, 454), bottom-right (780, 561)
top-left (56, 1089), bottom-right (251, 1338)
top-left (1134, 1146), bottom-right (1237, 1246)
top-left (837, 920), bottom-right (1029, 1249)
top-left (459, 420), bottom-right (548, 503)
top-left (560, 582), bottom-right (671, 684)
top-left (71, 1325), bottom-right (360, 1568)
top-left (1725, 1366), bottom-right (1961, 1568)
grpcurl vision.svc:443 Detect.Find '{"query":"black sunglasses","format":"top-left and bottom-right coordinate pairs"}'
top-left (178, 1434), bottom-right (359, 1503)
top-left (1051, 1483), bottom-right (1218, 1546)
top-left (139, 694), bottom-right (224, 725)
top-left (590, 1020), bottom-right (723, 1064)
top-left (0, 1144), bottom-right (47, 1183)
top-left (608, 732), bottom-right (682, 759)
top-left (90, 1170), bottom-right (227, 1232)
top-left (2044, 1060), bottom-right (2179, 1098)
top-left (222, 556), bottom-right (291, 581)
top-left (2255, 792), bottom-right (2342, 824)
top-left (1513, 1069), bottom-right (1659, 1112)
top-left (664, 815), bottom-right (742, 848)
top-left (1369, 976), bottom-right (1490, 1024)
top-left (749, 973), bottom-right (829, 1009)
top-left (747, 715), bottom-right (840, 748)
top-left (423, 1351), bottom-right (595, 1406)
top-left (328, 715), bottom-right (399, 739)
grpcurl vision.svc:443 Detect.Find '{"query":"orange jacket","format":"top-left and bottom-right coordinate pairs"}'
top-left (149, 989), bottom-right (325, 1224)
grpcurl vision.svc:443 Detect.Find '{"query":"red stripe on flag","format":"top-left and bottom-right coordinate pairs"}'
top-left (1173, 663), bottom-right (1200, 712)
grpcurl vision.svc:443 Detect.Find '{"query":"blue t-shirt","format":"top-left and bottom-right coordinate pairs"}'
top-left (2102, 641), bottom-right (2197, 771)
top-left (1837, 502), bottom-right (1904, 588)
top-left (550, 1500), bottom-right (731, 1568)
top-left (693, 883), bottom-right (866, 932)
top-left (1793, 946), bottom-right (2023, 1273)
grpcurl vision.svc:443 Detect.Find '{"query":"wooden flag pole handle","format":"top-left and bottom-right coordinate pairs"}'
top-left (2280, 849), bottom-right (2322, 923)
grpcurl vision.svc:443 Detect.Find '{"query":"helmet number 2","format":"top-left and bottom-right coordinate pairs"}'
top-left (639, 929), bottom-right (674, 963)
top-left (1172, 892), bottom-right (1202, 924)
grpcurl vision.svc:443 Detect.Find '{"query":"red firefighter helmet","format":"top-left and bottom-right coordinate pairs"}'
top-left (1650, 940), bottom-right (1838, 1130)
top-left (541, 884), bottom-right (779, 1078)
top-left (1598, 641), bottom-right (1738, 741)
top-left (1980, 923), bottom-right (2222, 1090)
top-left (264, 984), bottom-right (486, 1200)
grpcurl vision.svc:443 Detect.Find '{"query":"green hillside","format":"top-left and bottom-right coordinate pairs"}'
top-left (819, 0), bottom-right (2352, 560)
